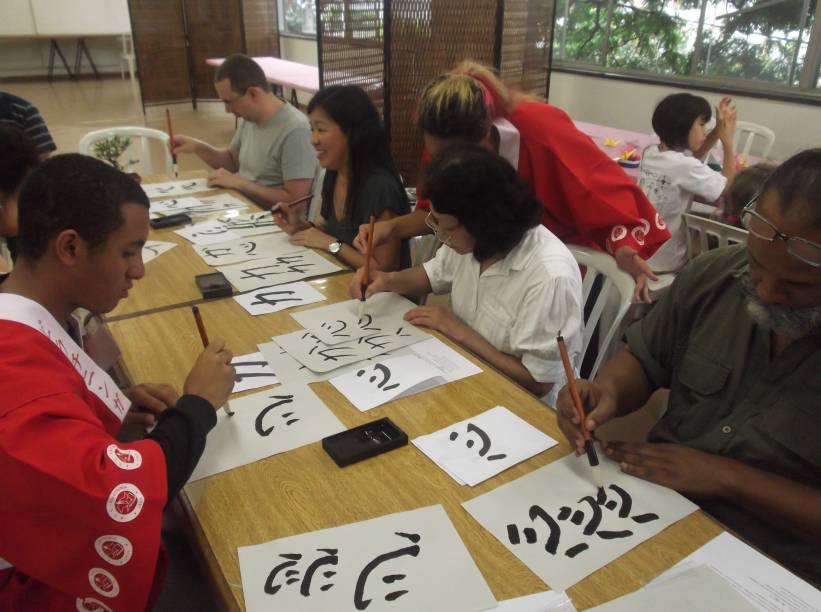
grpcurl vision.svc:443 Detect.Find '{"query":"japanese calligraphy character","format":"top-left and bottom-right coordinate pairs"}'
top-left (356, 363), bottom-right (400, 391)
top-left (448, 423), bottom-right (507, 461)
top-left (250, 290), bottom-right (302, 307)
top-left (354, 532), bottom-right (421, 610)
top-left (254, 394), bottom-right (297, 436)
top-left (232, 360), bottom-right (276, 383)
top-left (320, 319), bottom-right (351, 339)
top-left (264, 549), bottom-right (338, 596)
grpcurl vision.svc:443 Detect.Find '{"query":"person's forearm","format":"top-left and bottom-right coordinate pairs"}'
top-left (721, 138), bottom-right (737, 186)
top-left (693, 129), bottom-right (721, 160)
top-left (193, 141), bottom-right (237, 171)
top-left (595, 349), bottom-right (655, 417)
top-left (391, 208), bottom-right (431, 240)
top-left (722, 460), bottom-right (821, 543)
top-left (458, 326), bottom-right (551, 397)
top-left (383, 266), bottom-right (433, 298)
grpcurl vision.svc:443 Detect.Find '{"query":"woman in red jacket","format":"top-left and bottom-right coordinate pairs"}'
top-left (354, 61), bottom-right (670, 301)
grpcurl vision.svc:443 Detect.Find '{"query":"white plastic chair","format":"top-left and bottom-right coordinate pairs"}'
top-left (735, 121), bottom-right (775, 160)
top-left (684, 213), bottom-right (748, 259)
top-left (569, 246), bottom-right (636, 379)
top-left (79, 127), bottom-right (173, 175)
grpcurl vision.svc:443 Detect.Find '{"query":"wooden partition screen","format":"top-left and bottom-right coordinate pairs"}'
top-left (318, 0), bottom-right (556, 184)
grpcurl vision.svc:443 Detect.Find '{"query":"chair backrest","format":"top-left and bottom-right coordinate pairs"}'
top-left (78, 127), bottom-right (172, 175)
top-left (683, 213), bottom-right (748, 258)
top-left (568, 246), bottom-right (636, 379)
top-left (734, 120), bottom-right (775, 159)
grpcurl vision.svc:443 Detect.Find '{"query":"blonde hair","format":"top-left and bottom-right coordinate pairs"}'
top-left (417, 60), bottom-right (539, 141)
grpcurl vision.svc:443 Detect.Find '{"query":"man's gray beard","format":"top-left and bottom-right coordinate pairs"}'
top-left (740, 272), bottom-right (821, 337)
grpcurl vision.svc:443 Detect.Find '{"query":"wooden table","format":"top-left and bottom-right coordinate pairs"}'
top-left (108, 275), bottom-right (723, 611)
top-left (107, 173), bottom-right (261, 320)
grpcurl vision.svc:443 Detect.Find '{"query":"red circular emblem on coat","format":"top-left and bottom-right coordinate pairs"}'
top-left (95, 535), bottom-right (133, 566)
top-left (105, 483), bottom-right (144, 523)
top-left (88, 568), bottom-right (120, 598)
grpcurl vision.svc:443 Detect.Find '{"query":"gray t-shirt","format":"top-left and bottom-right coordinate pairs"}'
top-left (230, 103), bottom-right (316, 187)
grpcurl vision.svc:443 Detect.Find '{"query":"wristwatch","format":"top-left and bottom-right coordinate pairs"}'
top-left (328, 240), bottom-right (342, 255)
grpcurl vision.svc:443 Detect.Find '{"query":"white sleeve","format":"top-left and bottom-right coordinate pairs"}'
top-left (422, 245), bottom-right (457, 295)
top-left (678, 160), bottom-right (727, 203)
top-left (512, 275), bottom-right (583, 385)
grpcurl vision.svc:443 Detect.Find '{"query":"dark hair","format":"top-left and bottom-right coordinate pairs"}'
top-left (0, 125), bottom-right (40, 196)
top-left (214, 54), bottom-right (271, 94)
top-left (17, 153), bottom-right (149, 260)
top-left (725, 162), bottom-right (777, 217)
top-left (652, 93), bottom-right (712, 150)
top-left (308, 85), bottom-right (405, 220)
top-left (424, 144), bottom-right (541, 262)
top-left (762, 148), bottom-right (821, 228)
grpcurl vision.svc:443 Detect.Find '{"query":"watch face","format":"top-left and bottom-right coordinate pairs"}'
top-left (329, 241), bottom-right (342, 254)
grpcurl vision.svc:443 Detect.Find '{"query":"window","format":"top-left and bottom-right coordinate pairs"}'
top-left (553, 0), bottom-right (821, 97)
top-left (279, 0), bottom-right (317, 36)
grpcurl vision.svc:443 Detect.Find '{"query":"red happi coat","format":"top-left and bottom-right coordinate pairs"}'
top-left (0, 320), bottom-right (168, 612)
top-left (417, 101), bottom-right (670, 258)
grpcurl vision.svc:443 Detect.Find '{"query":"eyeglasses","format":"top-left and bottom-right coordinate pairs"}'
top-left (741, 196), bottom-right (821, 267)
top-left (425, 210), bottom-right (459, 247)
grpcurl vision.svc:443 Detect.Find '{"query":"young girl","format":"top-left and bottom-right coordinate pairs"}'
top-left (274, 85), bottom-right (410, 271)
top-left (723, 162), bottom-right (777, 228)
top-left (354, 61), bottom-right (671, 302)
top-left (639, 93), bottom-right (737, 273)
top-left (352, 144), bottom-right (583, 407)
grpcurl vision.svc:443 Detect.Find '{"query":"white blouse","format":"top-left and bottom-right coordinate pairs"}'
top-left (423, 225), bottom-right (583, 407)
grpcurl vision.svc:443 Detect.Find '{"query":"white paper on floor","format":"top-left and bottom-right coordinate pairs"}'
top-left (194, 233), bottom-right (299, 266)
top-left (274, 322), bottom-right (429, 373)
top-left (330, 354), bottom-right (446, 411)
top-left (290, 293), bottom-right (420, 346)
top-left (220, 250), bottom-right (344, 292)
top-left (462, 453), bottom-right (699, 590)
top-left (189, 383), bottom-right (345, 481)
top-left (143, 178), bottom-right (217, 198)
top-left (231, 351), bottom-right (279, 394)
top-left (141, 240), bottom-right (176, 264)
top-left (413, 406), bottom-right (558, 486)
top-left (238, 504), bottom-right (497, 612)
top-left (234, 281), bottom-right (326, 316)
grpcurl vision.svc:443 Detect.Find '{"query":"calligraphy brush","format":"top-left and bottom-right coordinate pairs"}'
top-left (191, 305), bottom-right (234, 416)
top-left (557, 331), bottom-right (602, 488)
top-left (165, 108), bottom-right (179, 179)
top-left (359, 215), bottom-right (376, 319)
top-left (271, 193), bottom-right (314, 216)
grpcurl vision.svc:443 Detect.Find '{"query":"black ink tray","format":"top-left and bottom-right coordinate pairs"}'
top-left (322, 417), bottom-right (407, 467)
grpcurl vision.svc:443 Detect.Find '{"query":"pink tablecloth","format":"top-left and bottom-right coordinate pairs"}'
top-left (206, 56), bottom-right (319, 93)
top-left (572, 120), bottom-right (659, 179)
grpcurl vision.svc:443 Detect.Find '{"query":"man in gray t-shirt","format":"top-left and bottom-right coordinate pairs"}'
top-left (172, 54), bottom-right (316, 210)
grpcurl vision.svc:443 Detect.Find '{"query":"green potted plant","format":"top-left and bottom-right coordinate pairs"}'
top-left (91, 135), bottom-right (141, 181)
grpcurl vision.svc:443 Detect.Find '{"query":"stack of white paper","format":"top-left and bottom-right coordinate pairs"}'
top-left (234, 281), bottom-right (326, 316)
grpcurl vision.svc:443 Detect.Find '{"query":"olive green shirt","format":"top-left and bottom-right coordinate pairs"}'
top-left (625, 244), bottom-right (821, 587)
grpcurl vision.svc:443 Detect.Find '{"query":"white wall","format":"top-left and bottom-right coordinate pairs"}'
top-left (548, 71), bottom-right (819, 161)
top-left (279, 35), bottom-right (318, 105)
top-left (0, 38), bottom-right (127, 79)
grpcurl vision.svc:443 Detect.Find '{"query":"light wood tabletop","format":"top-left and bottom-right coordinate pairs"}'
top-left (107, 172), bottom-right (264, 320)
top-left (108, 272), bottom-right (723, 611)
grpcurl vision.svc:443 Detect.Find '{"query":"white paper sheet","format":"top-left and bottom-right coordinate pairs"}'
top-left (220, 251), bottom-right (344, 292)
top-left (651, 533), bottom-right (821, 612)
top-left (258, 341), bottom-right (415, 385)
top-left (194, 233), bottom-right (301, 266)
top-left (172, 219), bottom-right (240, 245)
top-left (496, 591), bottom-right (576, 612)
top-left (409, 337), bottom-right (483, 382)
top-left (141, 240), bottom-right (176, 264)
top-left (234, 281), bottom-right (326, 316)
top-left (189, 383), bottom-right (345, 482)
top-left (590, 565), bottom-right (758, 611)
top-left (462, 453), bottom-right (699, 590)
top-left (330, 354), bottom-right (446, 411)
top-left (274, 322), bottom-right (429, 373)
top-left (231, 351), bottom-right (279, 394)
top-left (291, 293), bottom-right (420, 345)
top-left (143, 178), bottom-right (217, 198)
top-left (149, 196), bottom-right (203, 215)
top-left (219, 210), bottom-right (282, 237)
top-left (238, 505), bottom-right (497, 612)
top-left (414, 406), bottom-right (558, 487)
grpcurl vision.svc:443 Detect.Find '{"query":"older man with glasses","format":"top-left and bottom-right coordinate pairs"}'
top-left (556, 148), bottom-right (821, 588)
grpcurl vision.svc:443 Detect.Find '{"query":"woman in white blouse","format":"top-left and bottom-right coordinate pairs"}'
top-left (351, 144), bottom-right (583, 406)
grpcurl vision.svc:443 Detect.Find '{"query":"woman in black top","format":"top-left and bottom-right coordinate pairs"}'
top-left (274, 85), bottom-right (410, 270)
